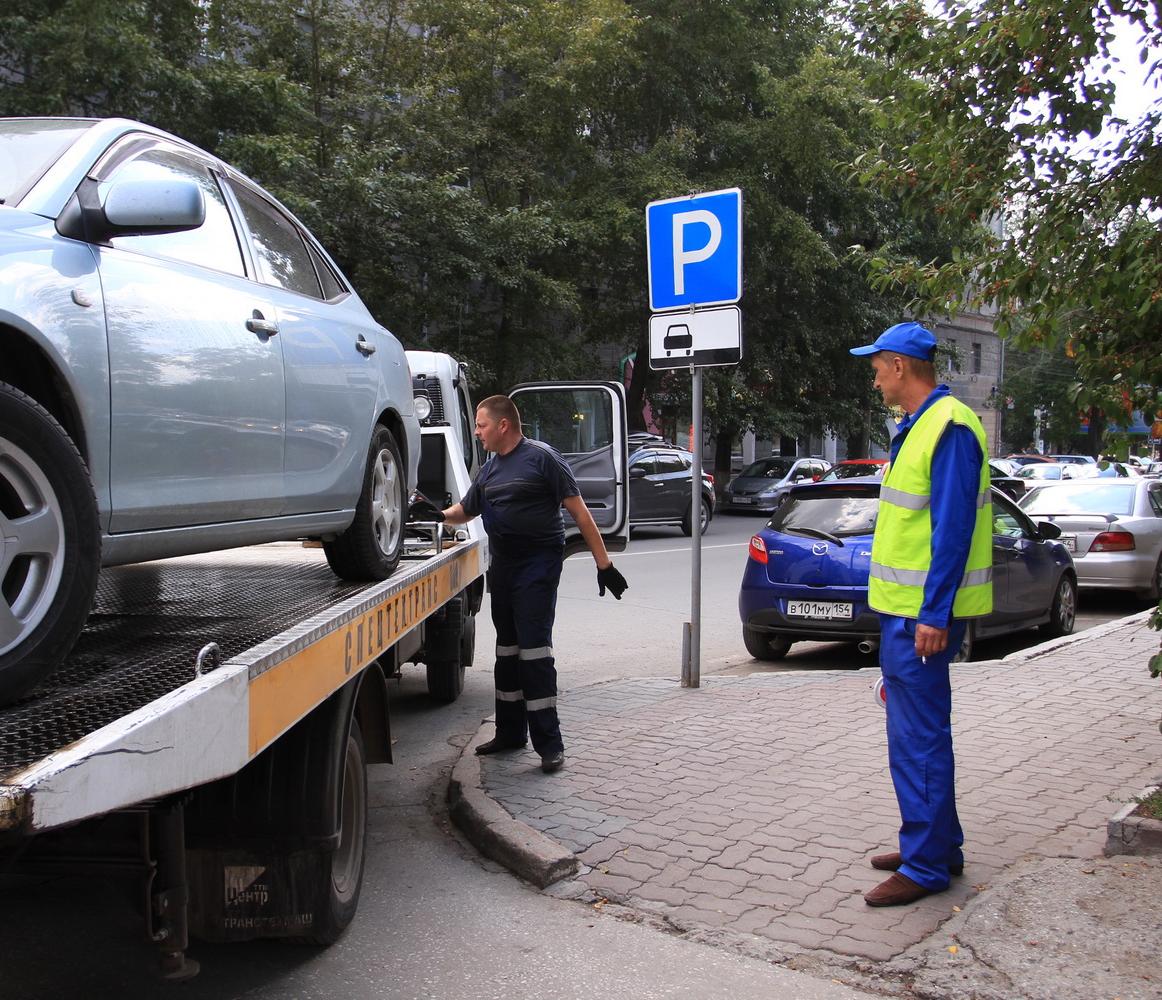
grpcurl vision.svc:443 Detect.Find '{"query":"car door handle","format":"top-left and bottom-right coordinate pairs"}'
top-left (246, 310), bottom-right (279, 336)
top-left (355, 336), bottom-right (376, 357)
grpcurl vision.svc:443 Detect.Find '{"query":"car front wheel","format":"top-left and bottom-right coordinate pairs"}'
top-left (0, 383), bottom-right (101, 705)
top-left (682, 496), bottom-right (711, 536)
top-left (324, 425), bottom-right (405, 581)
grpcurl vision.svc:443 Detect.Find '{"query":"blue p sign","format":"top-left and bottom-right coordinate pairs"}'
top-left (646, 188), bottom-right (742, 312)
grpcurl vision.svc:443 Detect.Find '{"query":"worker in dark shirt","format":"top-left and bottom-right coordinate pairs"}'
top-left (439, 395), bottom-right (627, 773)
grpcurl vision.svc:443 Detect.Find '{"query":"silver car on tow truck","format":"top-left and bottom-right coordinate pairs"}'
top-left (0, 117), bottom-right (420, 704)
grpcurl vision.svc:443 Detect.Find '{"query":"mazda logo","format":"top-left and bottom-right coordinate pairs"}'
top-left (812, 542), bottom-right (828, 555)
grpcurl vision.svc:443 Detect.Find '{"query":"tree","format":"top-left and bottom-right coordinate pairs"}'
top-left (851, 0), bottom-right (1162, 415)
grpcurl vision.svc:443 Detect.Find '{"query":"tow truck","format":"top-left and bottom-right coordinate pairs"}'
top-left (0, 355), bottom-right (627, 976)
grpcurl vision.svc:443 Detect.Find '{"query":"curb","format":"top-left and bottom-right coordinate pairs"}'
top-left (448, 723), bottom-right (579, 889)
top-left (1105, 783), bottom-right (1162, 857)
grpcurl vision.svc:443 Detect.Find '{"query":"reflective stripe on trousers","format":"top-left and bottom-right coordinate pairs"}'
top-left (487, 544), bottom-right (565, 754)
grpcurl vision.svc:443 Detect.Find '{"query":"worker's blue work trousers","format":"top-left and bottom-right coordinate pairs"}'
top-left (878, 614), bottom-right (967, 890)
top-left (488, 543), bottom-right (565, 755)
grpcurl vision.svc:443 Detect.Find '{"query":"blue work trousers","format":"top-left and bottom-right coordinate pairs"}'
top-left (488, 543), bottom-right (565, 755)
top-left (879, 614), bottom-right (967, 890)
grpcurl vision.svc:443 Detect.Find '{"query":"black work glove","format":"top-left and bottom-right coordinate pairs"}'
top-left (407, 492), bottom-right (445, 523)
top-left (597, 563), bottom-right (628, 600)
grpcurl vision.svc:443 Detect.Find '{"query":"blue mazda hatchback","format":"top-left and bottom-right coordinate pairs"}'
top-left (738, 478), bottom-right (1078, 662)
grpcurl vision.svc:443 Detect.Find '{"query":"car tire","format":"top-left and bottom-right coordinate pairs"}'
top-left (1135, 554), bottom-right (1162, 603)
top-left (951, 621), bottom-right (975, 663)
top-left (426, 598), bottom-right (468, 704)
top-left (323, 425), bottom-right (405, 581)
top-left (0, 383), bottom-right (101, 706)
top-left (681, 497), bottom-right (711, 537)
top-left (743, 626), bottom-right (791, 661)
top-left (1041, 573), bottom-right (1078, 637)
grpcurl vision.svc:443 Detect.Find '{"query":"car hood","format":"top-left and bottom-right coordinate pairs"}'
top-left (759, 528), bottom-right (873, 587)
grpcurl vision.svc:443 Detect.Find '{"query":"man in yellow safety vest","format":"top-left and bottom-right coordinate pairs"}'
top-left (850, 322), bottom-right (993, 906)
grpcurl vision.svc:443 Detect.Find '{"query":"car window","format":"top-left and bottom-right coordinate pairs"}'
top-left (1148, 486), bottom-right (1162, 516)
top-left (739, 458), bottom-right (793, 479)
top-left (991, 491), bottom-right (1029, 538)
top-left (767, 487), bottom-right (879, 537)
top-left (1020, 483), bottom-right (1137, 516)
top-left (101, 148), bottom-right (246, 276)
top-left (228, 180), bottom-right (324, 298)
top-left (655, 453), bottom-right (686, 476)
top-left (305, 239), bottom-right (347, 300)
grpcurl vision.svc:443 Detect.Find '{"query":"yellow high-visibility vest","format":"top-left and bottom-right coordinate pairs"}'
top-left (869, 395), bottom-right (993, 619)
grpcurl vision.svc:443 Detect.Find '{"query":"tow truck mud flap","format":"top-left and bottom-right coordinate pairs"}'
top-left (187, 849), bottom-right (328, 941)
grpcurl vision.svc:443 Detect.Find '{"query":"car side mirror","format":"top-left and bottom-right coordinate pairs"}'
top-left (102, 178), bottom-right (206, 237)
top-left (629, 466), bottom-right (647, 479)
top-left (1036, 521), bottom-right (1062, 540)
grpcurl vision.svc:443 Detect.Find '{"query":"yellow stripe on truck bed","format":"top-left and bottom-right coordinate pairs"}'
top-left (248, 544), bottom-right (482, 756)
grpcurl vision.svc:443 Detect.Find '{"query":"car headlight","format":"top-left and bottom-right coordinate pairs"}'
top-left (413, 392), bottom-right (433, 421)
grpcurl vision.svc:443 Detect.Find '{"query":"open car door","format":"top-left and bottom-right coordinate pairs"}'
top-left (508, 381), bottom-right (629, 556)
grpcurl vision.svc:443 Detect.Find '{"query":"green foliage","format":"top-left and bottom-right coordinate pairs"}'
top-left (0, 0), bottom-right (957, 447)
top-left (850, 0), bottom-right (1162, 414)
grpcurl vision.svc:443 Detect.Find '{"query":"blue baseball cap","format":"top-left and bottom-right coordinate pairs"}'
top-left (850, 322), bottom-right (937, 361)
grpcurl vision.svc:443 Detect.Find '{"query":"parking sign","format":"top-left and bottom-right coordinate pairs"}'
top-left (646, 188), bottom-right (742, 312)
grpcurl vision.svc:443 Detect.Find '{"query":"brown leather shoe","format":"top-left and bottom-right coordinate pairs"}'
top-left (870, 851), bottom-right (964, 877)
top-left (864, 872), bottom-right (936, 907)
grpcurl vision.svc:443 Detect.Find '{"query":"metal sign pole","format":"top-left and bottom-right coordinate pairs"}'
top-left (682, 363), bottom-right (703, 688)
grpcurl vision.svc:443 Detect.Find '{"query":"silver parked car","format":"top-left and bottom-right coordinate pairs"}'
top-left (1019, 479), bottom-right (1162, 600)
top-left (0, 117), bottom-right (420, 703)
top-left (722, 456), bottom-right (831, 513)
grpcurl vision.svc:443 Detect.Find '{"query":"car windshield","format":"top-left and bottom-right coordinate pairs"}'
top-left (0, 119), bottom-right (94, 205)
top-left (1020, 483), bottom-right (1137, 516)
top-left (739, 457), bottom-right (793, 479)
top-left (1017, 464), bottom-right (1062, 479)
top-left (767, 488), bottom-right (879, 537)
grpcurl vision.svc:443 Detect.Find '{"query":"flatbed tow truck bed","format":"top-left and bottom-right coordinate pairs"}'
top-left (0, 533), bottom-right (483, 973)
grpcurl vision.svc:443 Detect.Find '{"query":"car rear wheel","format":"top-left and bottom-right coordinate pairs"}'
top-left (682, 497), bottom-right (711, 536)
top-left (1136, 555), bottom-right (1162, 603)
top-left (951, 622), bottom-right (975, 663)
top-left (743, 627), bottom-right (791, 661)
top-left (0, 383), bottom-right (101, 705)
top-left (1041, 574), bottom-right (1077, 637)
top-left (323, 425), bottom-right (405, 581)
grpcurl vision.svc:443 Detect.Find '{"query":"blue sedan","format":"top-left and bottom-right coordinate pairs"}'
top-left (739, 479), bottom-right (1077, 662)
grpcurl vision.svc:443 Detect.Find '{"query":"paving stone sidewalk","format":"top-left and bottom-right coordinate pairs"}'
top-left (473, 614), bottom-right (1160, 977)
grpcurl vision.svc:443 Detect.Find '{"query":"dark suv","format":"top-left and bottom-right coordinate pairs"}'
top-left (628, 446), bottom-right (716, 535)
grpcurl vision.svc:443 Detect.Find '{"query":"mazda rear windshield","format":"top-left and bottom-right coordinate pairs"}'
top-left (767, 489), bottom-right (879, 537)
top-left (0, 119), bottom-right (94, 205)
top-left (1020, 483), bottom-right (1136, 516)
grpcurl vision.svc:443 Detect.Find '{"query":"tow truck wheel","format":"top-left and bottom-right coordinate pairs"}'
top-left (324, 425), bottom-right (405, 581)
top-left (426, 598), bottom-right (468, 703)
top-left (0, 383), bottom-right (100, 705)
top-left (304, 718), bottom-right (367, 945)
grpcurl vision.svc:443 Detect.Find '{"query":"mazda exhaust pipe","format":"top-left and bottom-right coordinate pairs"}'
top-left (857, 638), bottom-right (879, 656)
